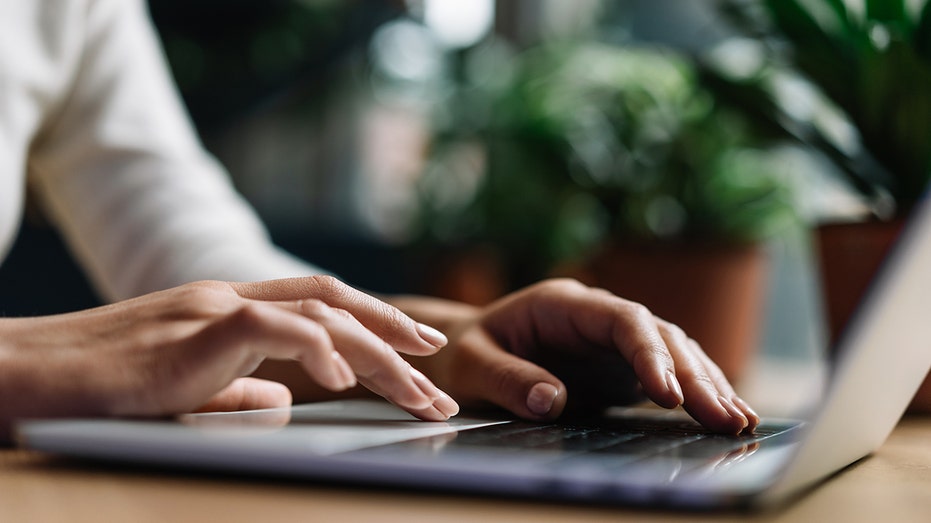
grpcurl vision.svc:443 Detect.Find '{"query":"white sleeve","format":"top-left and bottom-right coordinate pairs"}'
top-left (28, 0), bottom-right (322, 301)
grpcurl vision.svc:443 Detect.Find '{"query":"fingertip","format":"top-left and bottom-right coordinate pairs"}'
top-left (409, 404), bottom-right (452, 422)
top-left (459, 343), bottom-right (566, 421)
top-left (406, 366), bottom-right (448, 410)
top-left (733, 396), bottom-right (761, 431)
top-left (717, 396), bottom-right (750, 435)
top-left (415, 322), bottom-right (448, 349)
top-left (434, 391), bottom-right (460, 418)
top-left (526, 382), bottom-right (560, 417)
top-left (662, 370), bottom-right (685, 409)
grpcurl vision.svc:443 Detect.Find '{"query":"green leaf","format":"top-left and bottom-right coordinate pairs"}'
top-left (866, 0), bottom-right (906, 24)
top-left (764, 0), bottom-right (862, 113)
top-left (916, 0), bottom-right (931, 61)
top-left (856, 41), bottom-right (931, 203)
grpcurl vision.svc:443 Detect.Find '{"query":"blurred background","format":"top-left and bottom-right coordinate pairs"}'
top-left (5, 0), bottom-right (930, 410)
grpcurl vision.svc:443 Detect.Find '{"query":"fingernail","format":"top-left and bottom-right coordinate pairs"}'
top-left (665, 370), bottom-right (684, 406)
top-left (331, 352), bottom-right (356, 390)
top-left (408, 366), bottom-right (458, 418)
top-left (526, 382), bottom-right (559, 417)
top-left (433, 391), bottom-right (460, 418)
top-left (718, 395), bottom-right (748, 430)
top-left (733, 397), bottom-right (761, 427)
top-left (419, 405), bottom-right (451, 422)
top-left (416, 322), bottom-right (448, 348)
top-left (409, 367), bottom-right (455, 414)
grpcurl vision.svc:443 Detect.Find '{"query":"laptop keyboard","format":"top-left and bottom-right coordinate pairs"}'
top-left (436, 416), bottom-right (798, 474)
top-left (363, 413), bottom-right (801, 487)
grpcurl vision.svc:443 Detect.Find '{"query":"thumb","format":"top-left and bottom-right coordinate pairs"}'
top-left (193, 377), bottom-right (293, 413)
top-left (455, 330), bottom-right (567, 420)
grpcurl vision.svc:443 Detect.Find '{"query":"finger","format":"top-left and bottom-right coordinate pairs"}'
top-left (689, 338), bottom-right (761, 432)
top-left (655, 319), bottom-right (751, 434)
top-left (453, 328), bottom-right (567, 421)
top-left (147, 303), bottom-right (357, 415)
top-left (192, 377), bottom-right (292, 413)
top-left (230, 276), bottom-right (448, 356)
top-left (493, 280), bottom-right (682, 408)
top-left (294, 299), bottom-right (459, 419)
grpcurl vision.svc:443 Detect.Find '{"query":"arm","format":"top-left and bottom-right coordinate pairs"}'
top-left (18, 1), bottom-right (756, 435)
top-left (27, 0), bottom-right (316, 301)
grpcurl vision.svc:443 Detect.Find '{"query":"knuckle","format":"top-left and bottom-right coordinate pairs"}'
top-left (173, 280), bottom-right (239, 316)
top-left (377, 302), bottom-right (410, 333)
top-left (531, 278), bottom-right (588, 301)
top-left (590, 287), bottom-right (616, 298)
top-left (663, 323), bottom-right (688, 344)
top-left (617, 298), bottom-right (656, 326)
top-left (542, 278), bottom-right (587, 293)
top-left (227, 302), bottom-right (270, 329)
top-left (677, 365), bottom-right (716, 388)
top-left (621, 301), bottom-right (653, 324)
top-left (490, 362), bottom-right (525, 396)
top-left (631, 343), bottom-right (670, 372)
top-left (308, 275), bottom-right (348, 299)
top-left (297, 298), bottom-right (330, 317)
top-left (331, 307), bottom-right (356, 321)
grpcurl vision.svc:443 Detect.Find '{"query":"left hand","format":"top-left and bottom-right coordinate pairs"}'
top-left (399, 279), bottom-right (759, 434)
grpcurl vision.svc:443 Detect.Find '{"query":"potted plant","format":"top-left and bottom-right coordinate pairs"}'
top-left (414, 42), bottom-right (797, 382)
top-left (706, 0), bottom-right (931, 410)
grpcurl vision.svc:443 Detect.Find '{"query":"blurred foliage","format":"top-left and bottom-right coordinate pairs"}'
top-left (706, 0), bottom-right (931, 215)
top-left (415, 42), bottom-right (795, 278)
top-left (149, 0), bottom-right (403, 130)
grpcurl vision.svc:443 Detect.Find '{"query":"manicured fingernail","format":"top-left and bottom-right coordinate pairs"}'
top-left (526, 382), bottom-right (559, 416)
top-left (733, 397), bottom-right (761, 427)
top-left (408, 367), bottom-right (454, 413)
top-left (665, 370), bottom-right (684, 406)
top-left (433, 391), bottom-right (460, 418)
top-left (416, 322), bottom-right (448, 348)
top-left (331, 352), bottom-right (356, 390)
top-left (718, 395), bottom-right (748, 430)
top-left (407, 367), bottom-right (457, 418)
top-left (419, 405), bottom-right (450, 422)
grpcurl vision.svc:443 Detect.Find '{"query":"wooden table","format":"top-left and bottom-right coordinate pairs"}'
top-left (2, 415), bottom-right (929, 523)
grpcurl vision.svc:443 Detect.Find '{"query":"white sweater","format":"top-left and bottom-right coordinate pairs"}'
top-left (0, 0), bottom-right (318, 301)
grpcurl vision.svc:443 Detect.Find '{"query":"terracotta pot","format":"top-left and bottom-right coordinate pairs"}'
top-left (561, 241), bottom-right (769, 384)
top-left (424, 247), bottom-right (508, 306)
top-left (816, 220), bottom-right (931, 413)
top-left (816, 220), bottom-right (906, 343)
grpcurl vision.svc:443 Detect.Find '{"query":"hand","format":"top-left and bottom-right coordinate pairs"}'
top-left (0, 276), bottom-right (459, 440)
top-left (398, 279), bottom-right (760, 434)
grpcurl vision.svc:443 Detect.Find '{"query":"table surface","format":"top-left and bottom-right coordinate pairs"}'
top-left (2, 414), bottom-right (929, 523)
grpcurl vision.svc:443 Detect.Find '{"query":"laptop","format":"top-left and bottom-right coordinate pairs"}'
top-left (14, 195), bottom-right (931, 510)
